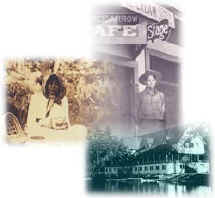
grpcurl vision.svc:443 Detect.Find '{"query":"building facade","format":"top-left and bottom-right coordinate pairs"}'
top-left (93, 3), bottom-right (182, 136)
top-left (103, 126), bottom-right (209, 178)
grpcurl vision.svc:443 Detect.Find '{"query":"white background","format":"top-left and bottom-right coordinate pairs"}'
top-left (0, 0), bottom-right (214, 197)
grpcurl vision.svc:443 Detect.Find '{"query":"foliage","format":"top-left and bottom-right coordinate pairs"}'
top-left (6, 58), bottom-right (118, 127)
top-left (87, 128), bottom-right (132, 174)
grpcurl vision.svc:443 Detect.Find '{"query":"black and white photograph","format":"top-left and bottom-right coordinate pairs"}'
top-left (87, 124), bottom-right (210, 195)
top-left (92, 2), bottom-right (182, 137)
top-left (87, 2), bottom-right (211, 196)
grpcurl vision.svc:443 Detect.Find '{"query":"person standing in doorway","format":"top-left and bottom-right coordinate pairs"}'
top-left (136, 70), bottom-right (166, 135)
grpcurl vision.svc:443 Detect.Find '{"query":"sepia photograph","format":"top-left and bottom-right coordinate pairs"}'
top-left (5, 58), bottom-right (117, 143)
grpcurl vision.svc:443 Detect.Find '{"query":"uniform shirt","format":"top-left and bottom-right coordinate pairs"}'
top-left (137, 87), bottom-right (165, 121)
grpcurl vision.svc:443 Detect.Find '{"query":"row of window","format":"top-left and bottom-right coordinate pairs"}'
top-left (105, 164), bottom-right (185, 174)
top-left (134, 165), bottom-right (166, 172)
top-left (105, 167), bottom-right (118, 173)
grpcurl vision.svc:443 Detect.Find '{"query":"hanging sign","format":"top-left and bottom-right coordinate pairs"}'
top-left (147, 19), bottom-right (170, 42)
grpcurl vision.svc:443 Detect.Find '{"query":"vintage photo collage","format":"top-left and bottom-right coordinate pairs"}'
top-left (5, 2), bottom-right (210, 195)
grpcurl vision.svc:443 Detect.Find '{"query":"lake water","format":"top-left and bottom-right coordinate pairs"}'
top-left (87, 179), bottom-right (211, 195)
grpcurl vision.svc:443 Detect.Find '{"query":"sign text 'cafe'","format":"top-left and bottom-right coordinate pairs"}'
top-left (95, 14), bottom-right (139, 37)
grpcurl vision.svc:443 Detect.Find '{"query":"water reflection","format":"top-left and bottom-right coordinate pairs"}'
top-left (88, 179), bottom-right (211, 195)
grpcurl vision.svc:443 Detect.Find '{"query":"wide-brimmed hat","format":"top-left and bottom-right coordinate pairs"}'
top-left (139, 70), bottom-right (162, 85)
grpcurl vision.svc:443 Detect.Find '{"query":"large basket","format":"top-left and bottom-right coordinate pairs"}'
top-left (6, 112), bottom-right (25, 136)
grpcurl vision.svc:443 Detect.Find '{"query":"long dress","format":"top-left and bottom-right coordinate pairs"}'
top-left (26, 92), bottom-right (87, 143)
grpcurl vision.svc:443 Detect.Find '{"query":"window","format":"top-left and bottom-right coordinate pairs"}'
top-left (180, 164), bottom-right (184, 169)
top-left (138, 167), bottom-right (142, 171)
top-left (162, 165), bottom-right (166, 170)
top-left (156, 166), bottom-right (159, 170)
top-left (135, 167), bottom-right (138, 171)
top-left (150, 166), bottom-right (154, 171)
top-left (199, 155), bottom-right (203, 160)
top-left (150, 55), bottom-right (180, 84)
top-left (145, 166), bottom-right (148, 171)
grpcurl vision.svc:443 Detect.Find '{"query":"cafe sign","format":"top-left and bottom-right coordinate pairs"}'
top-left (147, 19), bottom-right (170, 42)
top-left (122, 3), bottom-right (175, 29)
top-left (93, 14), bottom-right (147, 44)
